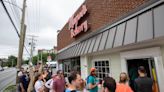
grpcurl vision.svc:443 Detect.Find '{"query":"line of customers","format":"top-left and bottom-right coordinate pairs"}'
top-left (87, 66), bottom-right (153, 92)
top-left (32, 65), bottom-right (153, 92)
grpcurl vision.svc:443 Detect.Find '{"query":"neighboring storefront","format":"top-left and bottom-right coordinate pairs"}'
top-left (57, 0), bottom-right (164, 91)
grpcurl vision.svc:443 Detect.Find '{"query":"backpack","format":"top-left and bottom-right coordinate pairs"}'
top-left (85, 75), bottom-right (91, 90)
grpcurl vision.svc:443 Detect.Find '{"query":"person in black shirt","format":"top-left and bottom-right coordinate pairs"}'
top-left (135, 66), bottom-right (153, 92)
top-left (19, 71), bottom-right (29, 92)
top-left (102, 77), bottom-right (116, 92)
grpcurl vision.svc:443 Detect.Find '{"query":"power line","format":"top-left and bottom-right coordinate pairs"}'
top-left (0, 0), bottom-right (20, 37)
top-left (0, 0), bottom-right (30, 56)
top-left (10, 0), bottom-right (21, 22)
top-left (11, 0), bottom-right (31, 53)
top-left (25, 45), bottom-right (30, 55)
top-left (37, 0), bottom-right (40, 33)
top-left (34, 0), bottom-right (37, 32)
top-left (7, 0), bottom-right (20, 28)
top-left (2, 0), bottom-right (21, 10)
top-left (26, 8), bottom-right (33, 32)
top-left (28, 35), bottom-right (38, 65)
top-left (13, 0), bottom-right (20, 17)
top-left (38, 0), bottom-right (41, 33)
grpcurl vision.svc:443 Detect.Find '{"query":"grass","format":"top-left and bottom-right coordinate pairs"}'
top-left (3, 85), bottom-right (16, 92)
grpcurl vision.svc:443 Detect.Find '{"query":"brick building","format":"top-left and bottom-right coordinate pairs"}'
top-left (57, 0), bottom-right (164, 91)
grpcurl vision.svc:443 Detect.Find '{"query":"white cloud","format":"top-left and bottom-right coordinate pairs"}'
top-left (0, 0), bottom-right (84, 58)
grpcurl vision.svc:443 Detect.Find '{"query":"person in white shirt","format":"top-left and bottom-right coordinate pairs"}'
top-left (18, 67), bottom-right (24, 77)
top-left (34, 73), bottom-right (45, 92)
top-left (45, 74), bottom-right (57, 92)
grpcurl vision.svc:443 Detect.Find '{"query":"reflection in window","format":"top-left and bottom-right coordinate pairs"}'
top-left (94, 60), bottom-right (110, 80)
top-left (63, 57), bottom-right (80, 77)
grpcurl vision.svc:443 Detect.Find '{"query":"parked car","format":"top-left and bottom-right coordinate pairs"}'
top-left (0, 66), bottom-right (4, 71)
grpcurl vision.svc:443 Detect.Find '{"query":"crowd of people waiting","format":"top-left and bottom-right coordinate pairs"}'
top-left (17, 63), bottom-right (154, 92)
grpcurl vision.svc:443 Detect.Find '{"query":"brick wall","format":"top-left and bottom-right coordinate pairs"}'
top-left (57, 0), bottom-right (149, 51)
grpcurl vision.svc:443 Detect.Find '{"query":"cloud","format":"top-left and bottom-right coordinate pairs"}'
top-left (29, 26), bottom-right (57, 49)
top-left (0, 0), bottom-right (84, 58)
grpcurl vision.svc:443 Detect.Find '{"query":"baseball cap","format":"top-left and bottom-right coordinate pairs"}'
top-left (90, 67), bottom-right (96, 72)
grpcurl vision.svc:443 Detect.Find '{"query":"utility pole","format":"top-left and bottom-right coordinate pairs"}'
top-left (27, 35), bottom-right (37, 92)
top-left (28, 35), bottom-right (37, 65)
top-left (17, 0), bottom-right (27, 69)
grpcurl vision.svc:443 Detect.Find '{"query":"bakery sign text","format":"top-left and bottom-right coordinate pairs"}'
top-left (69, 5), bottom-right (89, 38)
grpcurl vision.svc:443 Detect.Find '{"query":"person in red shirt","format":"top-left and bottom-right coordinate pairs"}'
top-left (116, 72), bottom-right (133, 92)
top-left (53, 70), bottom-right (66, 92)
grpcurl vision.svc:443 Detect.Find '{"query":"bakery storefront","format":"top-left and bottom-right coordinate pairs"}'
top-left (57, 0), bottom-right (164, 91)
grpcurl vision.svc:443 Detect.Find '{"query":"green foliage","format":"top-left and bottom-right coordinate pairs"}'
top-left (0, 55), bottom-right (17, 67)
top-left (50, 53), bottom-right (56, 60)
top-left (1, 62), bottom-right (8, 67)
top-left (1, 52), bottom-right (57, 67)
top-left (32, 55), bottom-right (38, 65)
top-left (32, 52), bottom-right (56, 65)
top-left (0, 52), bottom-right (56, 67)
top-left (23, 59), bottom-right (29, 64)
top-left (7, 55), bottom-right (17, 67)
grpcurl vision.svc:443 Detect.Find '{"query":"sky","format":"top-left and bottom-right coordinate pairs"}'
top-left (0, 0), bottom-right (84, 59)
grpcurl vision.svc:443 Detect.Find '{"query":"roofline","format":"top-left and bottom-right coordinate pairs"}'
top-left (58, 0), bottom-right (159, 53)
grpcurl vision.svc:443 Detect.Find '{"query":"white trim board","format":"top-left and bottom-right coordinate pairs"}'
top-left (120, 47), bottom-right (164, 92)
top-left (120, 47), bottom-right (161, 59)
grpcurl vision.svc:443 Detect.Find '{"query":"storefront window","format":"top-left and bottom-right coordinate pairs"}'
top-left (63, 57), bottom-right (80, 77)
top-left (94, 60), bottom-right (110, 80)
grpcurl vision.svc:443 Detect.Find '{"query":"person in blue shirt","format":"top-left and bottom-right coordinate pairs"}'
top-left (65, 71), bottom-right (82, 92)
top-left (87, 67), bottom-right (98, 92)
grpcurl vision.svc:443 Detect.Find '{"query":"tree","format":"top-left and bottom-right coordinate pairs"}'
top-left (42, 53), bottom-right (48, 64)
top-left (32, 55), bottom-right (38, 65)
top-left (23, 59), bottom-right (29, 64)
top-left (50, 53), bottom-right (56, 60)
top-left (7, 55), bottom-right (17, 67)
top-left (31, 52), bottom-right (56, 65)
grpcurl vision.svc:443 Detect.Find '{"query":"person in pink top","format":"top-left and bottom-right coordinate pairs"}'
top-left (116, 72), bottom-right (133, 92)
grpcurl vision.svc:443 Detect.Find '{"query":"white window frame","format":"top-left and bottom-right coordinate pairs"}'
top-left (120, 47), bottom-right (164, 92)
top-left (63, 61), bottom-right (71, 77)
top-left (92, 58), bottom-right (111, 80)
